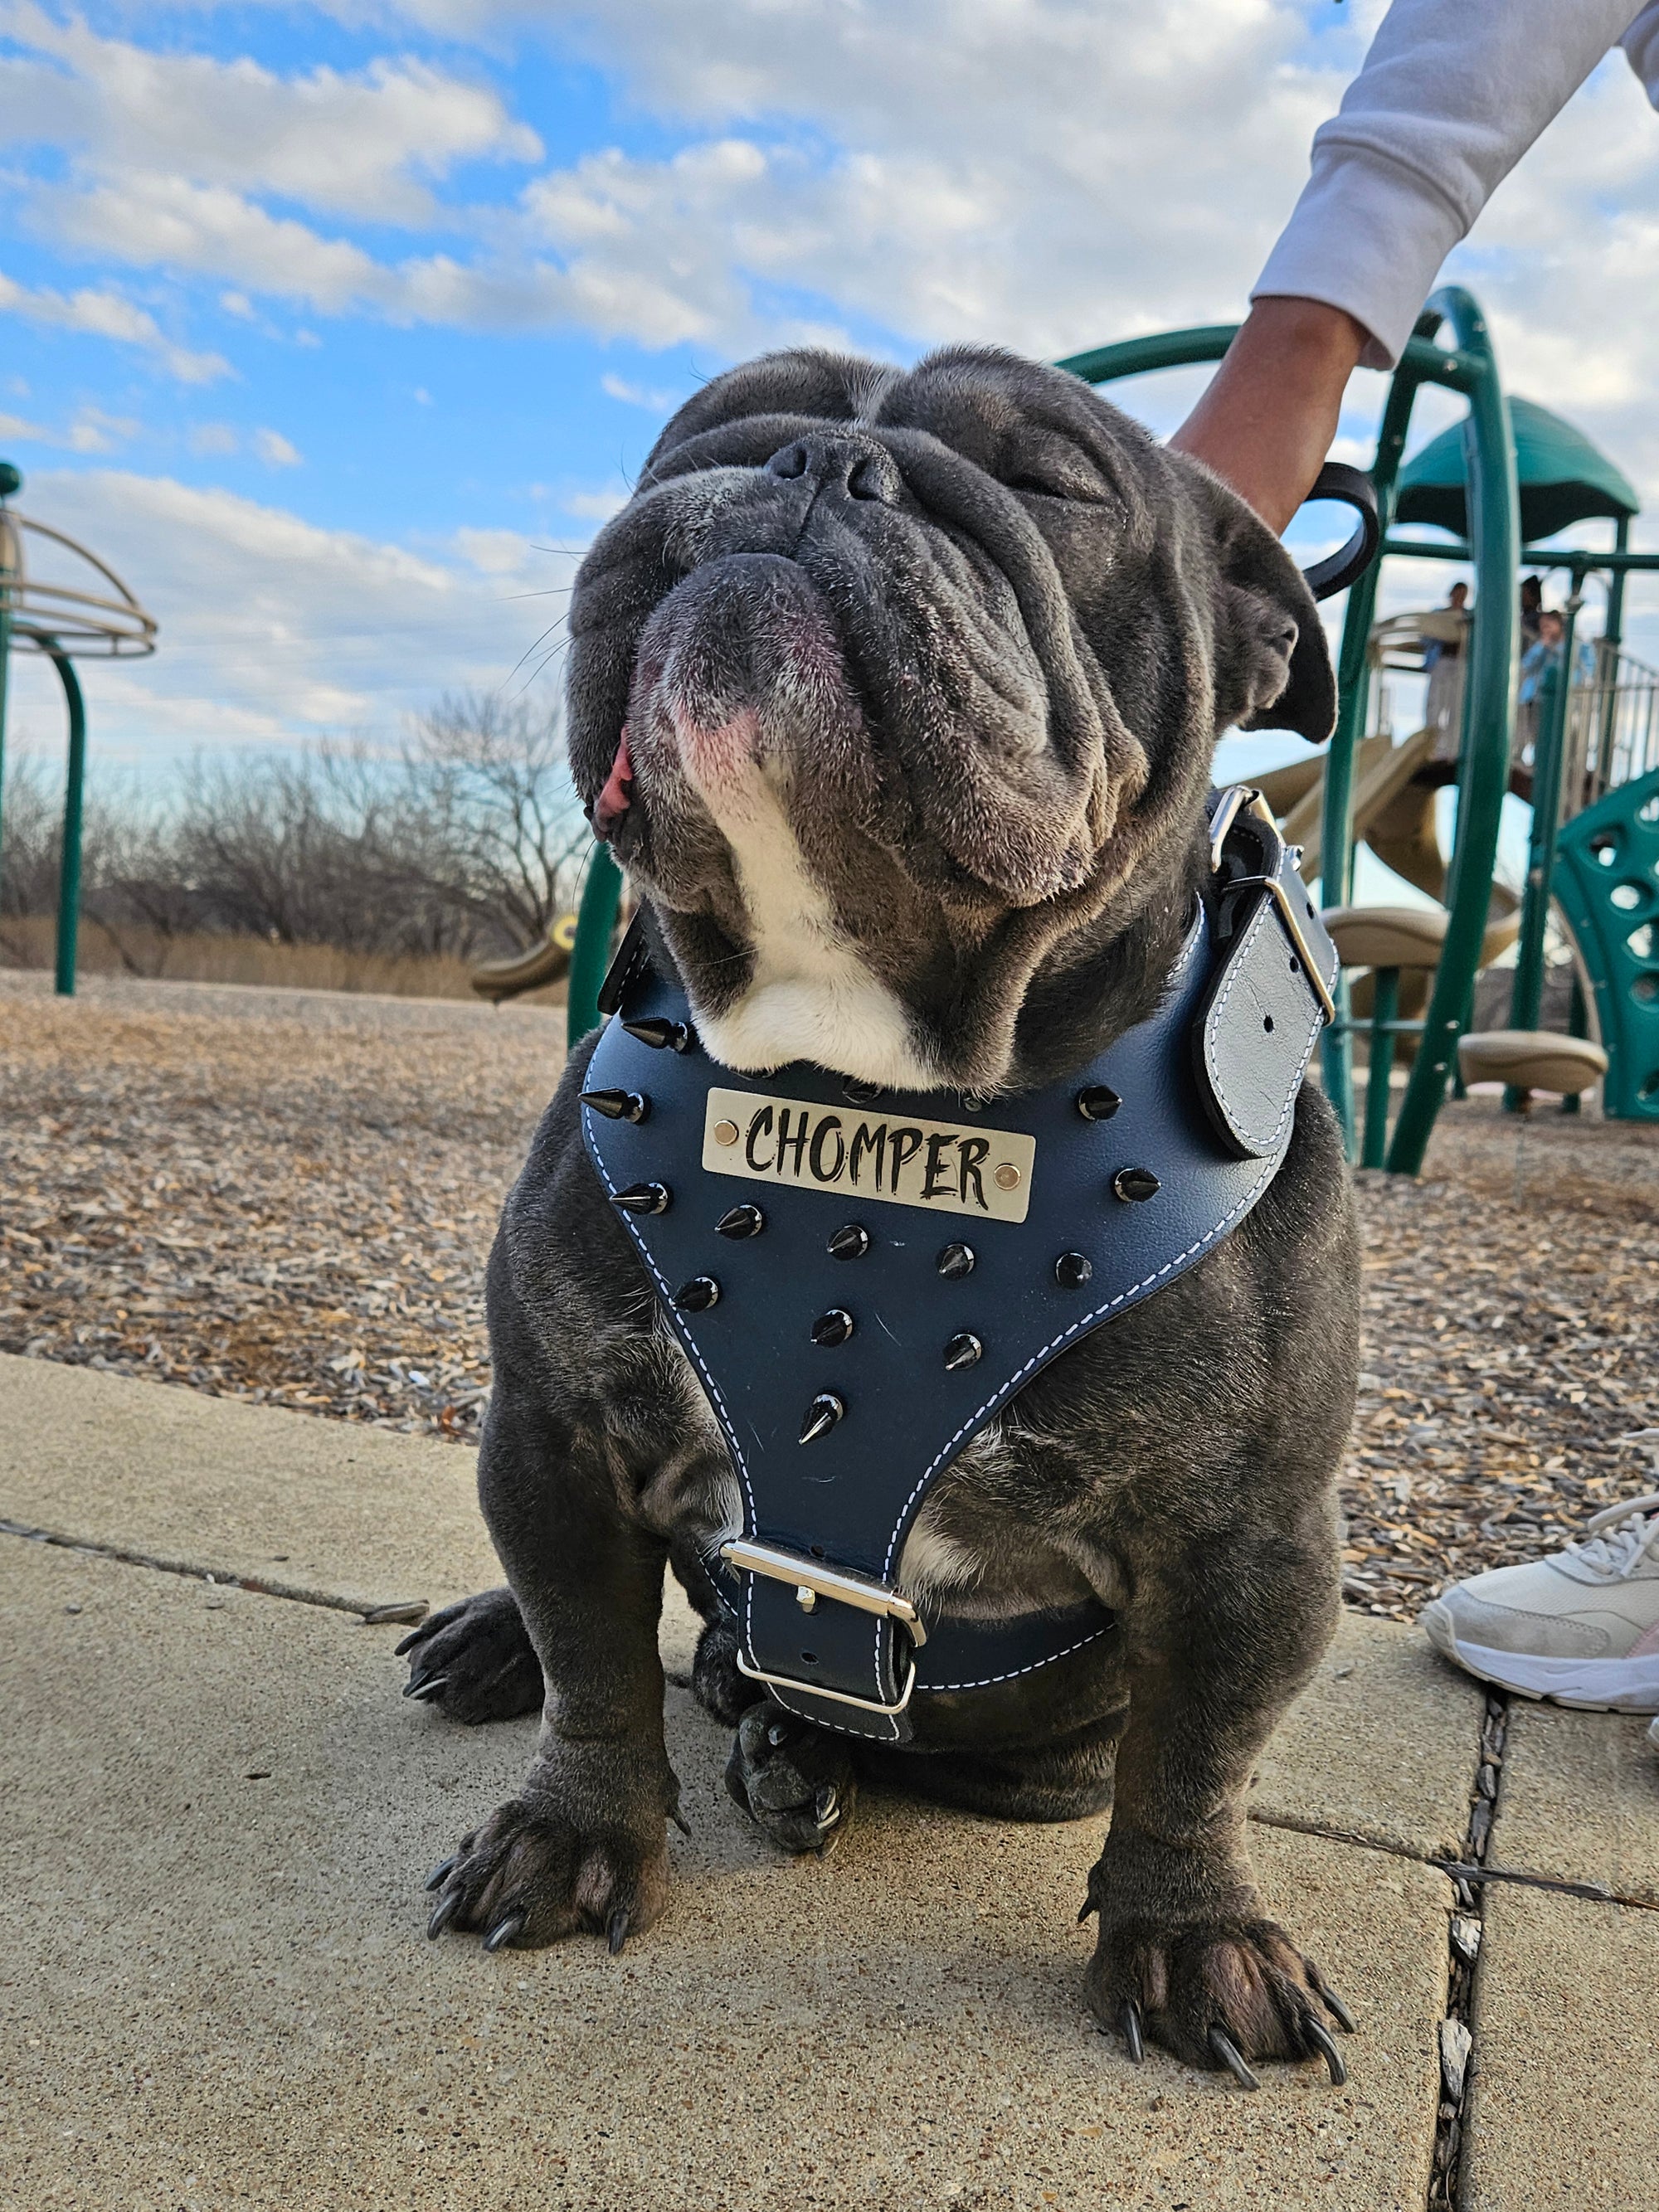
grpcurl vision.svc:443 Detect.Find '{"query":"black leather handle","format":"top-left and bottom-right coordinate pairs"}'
top-left (1298, 462), bottom-right (1380, 601)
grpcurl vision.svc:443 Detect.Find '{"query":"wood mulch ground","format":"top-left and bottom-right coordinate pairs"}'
top-left (2, 969), bottom-right (1656, 1622)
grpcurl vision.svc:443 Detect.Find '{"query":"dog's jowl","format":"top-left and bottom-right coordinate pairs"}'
top-left (401, 346), bottom-right (1362, 2086)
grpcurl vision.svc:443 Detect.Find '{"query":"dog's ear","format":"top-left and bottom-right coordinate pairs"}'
top-left (1170, 453), bottom-right (1337, 745)
top-left (645, 349), bottom-right (887, 473)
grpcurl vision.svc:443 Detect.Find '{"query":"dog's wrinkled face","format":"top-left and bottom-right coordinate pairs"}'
top-left (567, 345), bottom-right (1333, 1093)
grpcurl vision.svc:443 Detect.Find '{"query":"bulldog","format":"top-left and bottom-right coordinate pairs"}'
top-left (401, 346), bottom-right (1361, 2087)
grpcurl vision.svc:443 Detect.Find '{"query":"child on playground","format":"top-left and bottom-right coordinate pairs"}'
top-left (1175, 0), bottom-right (1659, 1740)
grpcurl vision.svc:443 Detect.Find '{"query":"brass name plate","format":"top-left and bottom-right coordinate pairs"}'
top-left (701, 1088), bottom-right (1035, 1223)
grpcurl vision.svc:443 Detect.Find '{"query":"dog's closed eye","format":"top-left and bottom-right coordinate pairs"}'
top-left (1005, 470), bottom-right (1097, 503)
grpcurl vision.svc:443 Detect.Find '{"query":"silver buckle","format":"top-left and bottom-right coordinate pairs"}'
top-left (734, 1649), bottom-right (917, 1719)
top-left (720, 1539), bottom-right (928, 1645)
top-left (722, 1539), bottom-right (925, 1719)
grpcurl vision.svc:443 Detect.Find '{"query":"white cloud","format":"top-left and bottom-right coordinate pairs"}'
top-left (24, 469), bottom-right (582, 751)
top-left (0, 6), bottom-right (542, 225)
top-left (601, 371), bottom-right (679, 411)
top-left (0, 399), bottom-right (138, 452)
top-left (252, 425), bottom-right (301, 466)
top-left (562, 484), bottom-right (629, 522)
top-left (0, 268), bottom-right (229, 382)
top-left (189, 422), bottom-right (240, 456)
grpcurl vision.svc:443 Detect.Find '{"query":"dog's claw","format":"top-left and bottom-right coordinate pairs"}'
top-left (394, 1625), bottom-right (431, 1657)
top-left (670, 1808), bottom-right (692, 1838)
top-left (1319, 1982), bottom-right (1357, 2033)
top-left (483, 1912), bottom-right (525, 1954)
top-left (1077, 1895), bottom-right (1097, 1924)
top-left (766, 1721), bottom-right (792, 1748)
top-left (406, 1674), bottom-right (448, 1704)
top-left (423, 1855), bottom-right (457, 1893)
top-left (426, 1889), bottom-right (463, 1940)
top-left (1207, 2027), bottom-right (1260, 2091)
top-left (606, 1908), bottom-right (630, 1956)
top-left (1303, 2016), bottom-right (1347, 2086)
top-left (814, 1785), bottom-right (839, 1828)
top-left (1119, 2000), bottom-right (1145, 2064)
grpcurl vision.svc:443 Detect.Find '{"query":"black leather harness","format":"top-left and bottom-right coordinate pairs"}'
top-left (581, 789), bottom-right (1337, 1743)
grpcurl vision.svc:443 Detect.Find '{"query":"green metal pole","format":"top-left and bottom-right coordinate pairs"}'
top-left (0, 464), bottom-right (18, 906)
top-left (566, 839), bottom-right (622, 1048)
top-left (1598, 514), bottom-right (1628, 781)
top-left (46, 639), bottom-right (86, 998)
top-left (1387, 289), bottom-right (1520, 1175)
top-left (1319, 357), bottom-right (1420, 1151)
top-left (1508, 592), bottom-right (1579, 1037)
top-left (1361, 967), bottom-right (1400, 1169)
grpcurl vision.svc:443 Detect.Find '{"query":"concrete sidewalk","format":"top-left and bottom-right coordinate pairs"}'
top-left (1, 1353), bottom-right (1652, 2210)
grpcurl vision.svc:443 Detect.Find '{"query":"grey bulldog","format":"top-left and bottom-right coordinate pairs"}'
top-left (403, 346), bottom-right (1360, 2086)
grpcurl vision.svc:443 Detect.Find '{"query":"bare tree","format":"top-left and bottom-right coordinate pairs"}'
top-left (398, 690), bottom-right (591, 950)
top-left (1, 688), bottom-right (593, 971)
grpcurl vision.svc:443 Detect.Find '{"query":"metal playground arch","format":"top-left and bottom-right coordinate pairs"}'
top-left (0, 461), bottom-right (158, 995)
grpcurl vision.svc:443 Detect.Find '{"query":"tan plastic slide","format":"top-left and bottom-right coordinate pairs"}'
top-left (1252, 729), bottom-right (1518, 1048)
top-left (469, 911), bottom-right (580, 1004)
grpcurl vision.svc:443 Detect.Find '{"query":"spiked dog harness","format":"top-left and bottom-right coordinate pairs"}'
top-left (581, 790), bottom-right (1338, 1743)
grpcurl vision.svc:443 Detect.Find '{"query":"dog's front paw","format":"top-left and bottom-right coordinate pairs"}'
top-left (424, 1791), bottom-right (673, 1954)
top-left (396, 1587), bottom-right (543, 1724)
top-left (724, 1704), bottom-right (857, 1853)
top-left (1084, 1908), bottom-right (1355, 2088)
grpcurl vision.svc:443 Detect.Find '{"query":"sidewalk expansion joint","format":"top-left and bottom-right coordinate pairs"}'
top-left (1247, 1808), bottom-right (1652, 1913)
top-left (0, 1514), bottom-right (431, 1628)
top-left (1426, 1690), bottom-right (1507, 2212)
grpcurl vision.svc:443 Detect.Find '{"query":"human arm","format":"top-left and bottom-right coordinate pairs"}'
top-left (1175, 0), bottom-right (1659, 529)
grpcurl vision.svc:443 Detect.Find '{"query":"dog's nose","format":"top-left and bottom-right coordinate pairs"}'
top-left (763, 435), bottom-right (901, 506)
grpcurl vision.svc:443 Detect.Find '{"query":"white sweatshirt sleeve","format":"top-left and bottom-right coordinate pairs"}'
top-left (1252, 0), bottom-right (1659, 368)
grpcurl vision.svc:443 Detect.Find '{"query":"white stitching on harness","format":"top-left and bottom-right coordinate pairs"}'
top-left (913, 1623), bottom-right (1115, 1691)
top-left (1201, 893), bottom-right (1323, 1156)
top-left (878, 1141), bottom-right (1286, 1579)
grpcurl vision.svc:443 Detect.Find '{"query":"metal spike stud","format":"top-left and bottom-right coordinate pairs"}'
top-left (611, 1181), bottom-right (670, 1214)
top-left (673, 1276), bottom-right (720, 1313)
top-left (810, 1309), bottom-right (854, 1347)
top-left (1055, 1251), bottom-right (1093, 1289)
top-left (715, 1203), bottom-right (766, 1239)
top-left (799, 1393), bottom-right (844, 1444)
top-left (943, 1332), bottom-right (983, 1371)
top-left (1076, 1085), bottom-right (1122, 1121)
top-left (580, 1088), bottom-right (649, 1123)
top-left (828, 1223), bottom-right (869, 1260)
top-left (936, 1242), bottom-right (975, 1280)
top-left (621, 1017), bottom-right (693, 1053)
top-left (1112, 1167), bottom-right (1160, 1203)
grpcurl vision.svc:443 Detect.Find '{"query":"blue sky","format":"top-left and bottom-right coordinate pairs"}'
top-left (0, 0), bottom-right (1656, 796)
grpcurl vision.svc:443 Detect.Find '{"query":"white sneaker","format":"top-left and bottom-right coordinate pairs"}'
top-left (1421, 1493), bottom-right (1659, 1711)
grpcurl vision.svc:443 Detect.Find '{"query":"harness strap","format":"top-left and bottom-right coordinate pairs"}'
top-left (581, 790), bottom-right (1335, 1743)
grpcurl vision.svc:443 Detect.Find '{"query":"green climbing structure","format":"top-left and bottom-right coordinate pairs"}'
top-left (1553, 768), bottom-right (1659, 1121)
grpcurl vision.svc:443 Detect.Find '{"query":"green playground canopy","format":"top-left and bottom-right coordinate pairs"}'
top-left (1396, 395), bottom-right (1640, 542)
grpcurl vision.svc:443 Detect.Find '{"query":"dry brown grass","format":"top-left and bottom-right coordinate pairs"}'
top-left (0, 916), bottom-right (566, 1005)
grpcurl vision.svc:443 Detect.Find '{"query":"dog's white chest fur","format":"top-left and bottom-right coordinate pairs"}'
top-left (684, 748), bottom-right (936, 1090)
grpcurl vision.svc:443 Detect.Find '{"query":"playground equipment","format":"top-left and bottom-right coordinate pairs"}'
top-left (469, 908), bottom-right (580, 1003)
top-left (0, 462), bottom-right (158, 995)
top-left (559, 288), bottom-right (1658, 1165)
top-left (1551, 766), bottom-right (1659, 1119)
